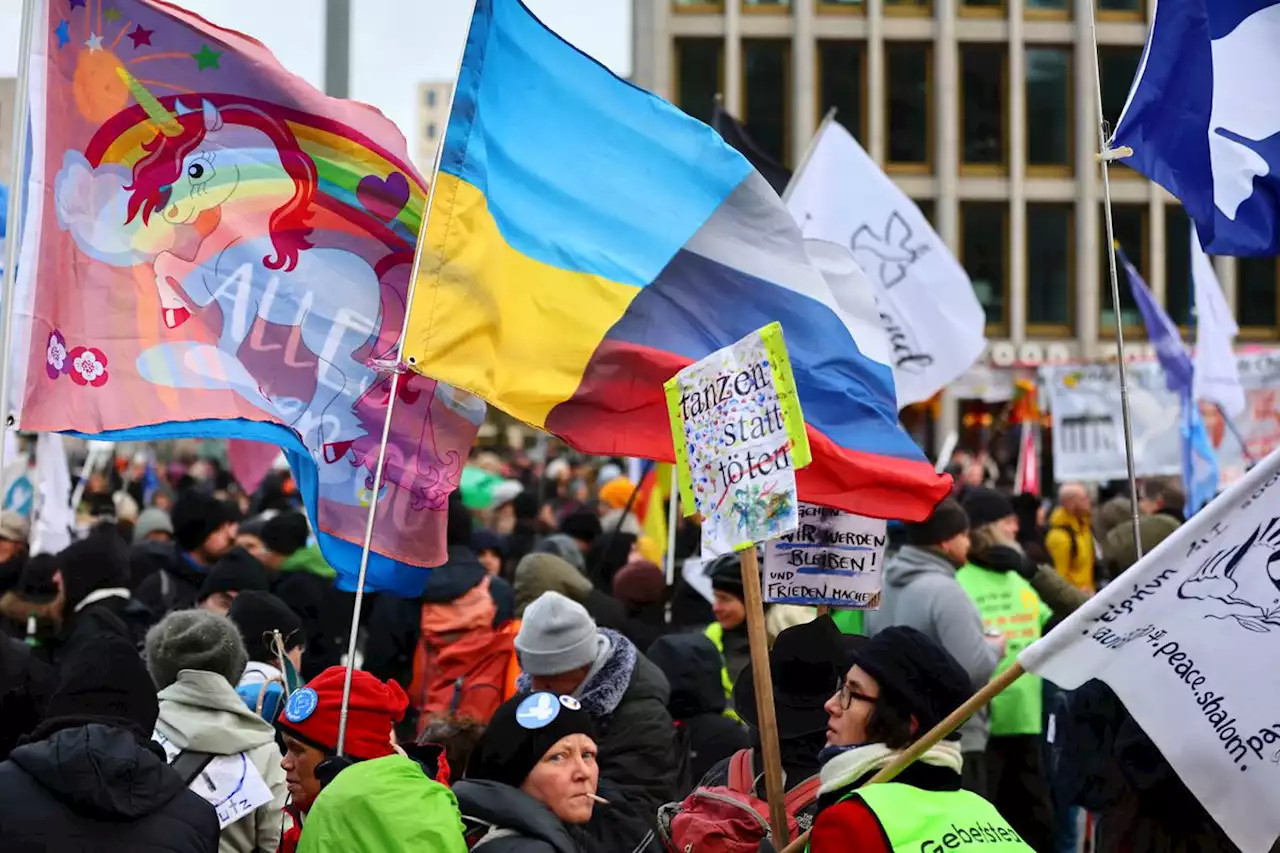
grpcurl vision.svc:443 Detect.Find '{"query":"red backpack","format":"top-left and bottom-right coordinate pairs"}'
top-left (657, 748), bottom-right (822, 853)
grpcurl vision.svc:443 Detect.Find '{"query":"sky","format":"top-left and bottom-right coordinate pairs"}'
top-left (0, 0), bottom-right (632, 150)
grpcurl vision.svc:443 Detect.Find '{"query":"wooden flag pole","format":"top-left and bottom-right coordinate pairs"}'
top-left (779, 662), bottom-right (1027, 853)
top-left (740, 545), bottom-right (790, 846)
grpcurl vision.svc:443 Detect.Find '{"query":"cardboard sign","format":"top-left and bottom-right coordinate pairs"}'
top-left (665, 323), bottom-right (810, 554)
top-left (763, 503), bottom-right (886, 607)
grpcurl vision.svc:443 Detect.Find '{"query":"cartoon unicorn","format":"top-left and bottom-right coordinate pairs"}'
top-left (118, 73), bottom-right (383, 462)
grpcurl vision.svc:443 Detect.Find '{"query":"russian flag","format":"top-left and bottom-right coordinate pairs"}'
top-left (405, 0), bottom-right (949, 520)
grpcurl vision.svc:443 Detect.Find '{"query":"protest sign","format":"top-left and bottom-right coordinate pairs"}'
top-left (665, 322), bottom-right (811, 555)
top-left (1020, 445), bottom-right (1280, 853)
top-left (763, 504), bottom-right (886, 607)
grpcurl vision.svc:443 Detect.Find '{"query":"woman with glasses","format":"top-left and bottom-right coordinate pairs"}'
top-left (807, 626), bottom-right (1035, 853)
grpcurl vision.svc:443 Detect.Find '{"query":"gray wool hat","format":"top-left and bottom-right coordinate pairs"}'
top-left (133, 507), bottom-right (175, 543)
top-left (145, 609), bottom-right (249, 689)
top-left (514, 591), bottom-right (601, 677)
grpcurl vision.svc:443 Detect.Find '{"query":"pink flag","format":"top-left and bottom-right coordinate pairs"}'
top-left (10, 0), bottom-right (484, 593)
top-left (227, 439), bottom-right (281, 494)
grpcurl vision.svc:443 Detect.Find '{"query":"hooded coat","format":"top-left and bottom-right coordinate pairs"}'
top-left (0, 722), bottom-right (219, 853)
top-left (455, 778), bottom-right (656, 853)
top-left (647, 632), bottom-right (749, 788)
top-left (154, 670), bottom-right (289, 853)
top-left (296, 754), bottom-right (466, 853)
top-left (864, 545), bottom-right (1000, 754)
top-left (0, 636), bottom-right (53, 760)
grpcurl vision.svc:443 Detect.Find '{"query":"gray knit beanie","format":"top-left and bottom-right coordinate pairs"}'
top-left (145, 609), bottom-right (249, 689)
top-left (133, 507), bottom-right (175, 543)
top-left (515, 591), bottom-right (601, 676)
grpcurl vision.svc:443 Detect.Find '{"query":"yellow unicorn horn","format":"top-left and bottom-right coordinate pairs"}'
top-left (115, 67), bottom-right (183, 137)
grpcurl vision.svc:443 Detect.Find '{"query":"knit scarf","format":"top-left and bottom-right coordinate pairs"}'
top-left (817, 740), bottom-right (964, 796)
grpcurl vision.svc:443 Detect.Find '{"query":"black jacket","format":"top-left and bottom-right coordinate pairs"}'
top-left (647, 632), bottom-right (749, 791)
top-left (0, 722), bottom-right (220, 853)
top-left (455, 778), bottom-right (656, 853)
top-left (617, 603), bottom-right (670, 654)
top-left (64, 593), bottom-right (154, 655)
top-left (0, 637), bottom-right (53, 760)
top-left (270, 570), bottom-right (353, 681)
top-left (133, 544), bottom-right (205, 617)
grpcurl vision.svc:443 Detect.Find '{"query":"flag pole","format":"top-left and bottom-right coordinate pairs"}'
top-left (0, 0), bottom-right (39, 492)
top-left (781, 663), bottom-right (1027, 853)
top-left (780, 107), bottom-right (837, 204)
top-left (335, 0), bottom-right (479, 755)
top-left (1087, 0), bottom-right (1144, 563)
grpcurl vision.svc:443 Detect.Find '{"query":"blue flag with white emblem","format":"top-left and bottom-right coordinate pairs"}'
top-left (1114, 0), bottom-right (1280, 254)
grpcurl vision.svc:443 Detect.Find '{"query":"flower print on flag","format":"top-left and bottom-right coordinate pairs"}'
top-left (67, 346), bottom-right (108, 387)
top-left (46, 330), bottom-right (69, 379)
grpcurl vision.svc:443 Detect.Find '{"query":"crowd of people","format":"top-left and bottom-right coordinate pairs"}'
top-left (0, 445), bottom-right (1243, 852)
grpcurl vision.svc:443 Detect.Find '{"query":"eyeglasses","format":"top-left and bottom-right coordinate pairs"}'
top-left (834, 677), bottom-right (879, 710)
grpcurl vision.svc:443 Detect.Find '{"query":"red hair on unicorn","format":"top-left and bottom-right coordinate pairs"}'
top-left (123, 97), bottom-right (318, 272)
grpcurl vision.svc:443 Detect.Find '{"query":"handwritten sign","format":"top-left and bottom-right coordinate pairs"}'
top-left (665, 323), bottom-right (811, 555)
top-left (198, 753), bottom-right (274, 829)
top-left (763, 503), bottom-right (887, 607)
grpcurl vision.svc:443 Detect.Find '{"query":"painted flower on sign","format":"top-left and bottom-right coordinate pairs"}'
top-left (46, 330), bottom-right (68, 379)
top-left (67, 346), bottom-right (109, 387)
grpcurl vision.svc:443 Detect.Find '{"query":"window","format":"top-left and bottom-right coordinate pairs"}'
top-left (743, 40), bottom-right (791, 165)
top-left (960, 44), bottom-right (1007, 171)
top-left (961, 0), bottom-right (1004, 15)
top-left (1098, 0), bottom-right (1143, 18)
top-left (885, 0), bottom-right (931, 12)
top-left (887, 43), bottom-right (931, 170)
top-left (674, 39), bottom-right (723, 125)
top-left (1025, 48), bottom-right (1072, 173)
top-left (1098, 47), bottom-right (1142, 174)
top-left (1164, 206), bottom-right (1192, 326)
top-left (1237, 258), bottom-right (1279, 334)
top-left (1027, 203), bottom-right (1074, 331)
top-left (961, 202), bottom-right (1009, 331)
top-left (915, 198), bottom-right (936, 226)
top-left (1101, 204), bottom-right (1146, 330)
top-left (1026, 0), bottom-right (1070, 16)
top-left (426, 122), bottom-right (437, 141)
top-left (673, 0), bottom-right (724, 9)
top-left (819, 41), bottom-right (866, 142)
top-left (817, 0), bottom-right (866, 12)
top-left (425, 89), bottom-right (437, 108)
top-left (744, 0), bottom-right (789, 8)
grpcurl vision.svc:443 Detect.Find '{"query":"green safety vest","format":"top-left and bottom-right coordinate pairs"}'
top-left (703, 622), bottom-right (742, 723)
top-left (954, 564), bottom-right (1050, 737)
top-left (813, 782), bottom-right (1034, 853)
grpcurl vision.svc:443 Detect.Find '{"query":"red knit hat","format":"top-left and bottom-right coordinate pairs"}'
top-left (274, 665), bottom-right (408, 761)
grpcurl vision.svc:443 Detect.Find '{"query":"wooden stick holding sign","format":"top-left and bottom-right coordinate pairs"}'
top-left (664, 321), bottom-right (812, 846)
top-left (779, 663), bottom-right (1027, 853)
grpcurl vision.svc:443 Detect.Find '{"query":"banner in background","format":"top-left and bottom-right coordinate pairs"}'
top-left (1043, 352), bottom-right (1280, 484)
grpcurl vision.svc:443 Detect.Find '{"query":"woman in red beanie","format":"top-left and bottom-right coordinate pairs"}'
top-left (272, 666), bottom-right (408, 853)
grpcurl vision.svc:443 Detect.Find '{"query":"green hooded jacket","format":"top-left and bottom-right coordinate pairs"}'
top-left (281, 544), bottom-right (336, 580)
top-left (297, 754), bottom-right (467, 853)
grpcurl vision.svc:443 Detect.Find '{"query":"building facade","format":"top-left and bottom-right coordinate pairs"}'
top-left (632, 0), bottom-right (1280, 372)
top-left (0, 77), bottom-right (15, 188)
top-left (415, 81), bottom-right (453, 175)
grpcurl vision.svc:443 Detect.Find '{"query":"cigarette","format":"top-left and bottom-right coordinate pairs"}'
top-left (590, 794), bottom-right (610, 805)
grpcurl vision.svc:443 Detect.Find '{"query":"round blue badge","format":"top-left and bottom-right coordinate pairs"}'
top-left (558, 695), bottom-right (581, 711)
top-left (284, 687), bottom-right (319, 723)
top-left (515, 692), bottom-right (561, 729)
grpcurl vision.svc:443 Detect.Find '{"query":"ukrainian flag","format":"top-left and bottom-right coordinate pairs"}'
top-left (406, 0), bottom-right (949, 520)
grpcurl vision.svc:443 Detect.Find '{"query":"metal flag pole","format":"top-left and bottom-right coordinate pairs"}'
top-left (1087, 0), bottom-right (1144, 562)
top-left (0, 0), bottom-right (40, 490)
top-left (780, 107), bottom-right (837, 204)
top-left (335, 0), bottom-right (479, 755)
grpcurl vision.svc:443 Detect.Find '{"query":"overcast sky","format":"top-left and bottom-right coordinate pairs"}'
top-left (0, 0), bottom-right (632, 145)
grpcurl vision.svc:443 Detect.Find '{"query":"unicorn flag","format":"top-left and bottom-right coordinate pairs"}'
top-left (9, 0), bottom-right (484, 595)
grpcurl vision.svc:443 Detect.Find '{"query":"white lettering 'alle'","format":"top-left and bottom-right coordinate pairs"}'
top-left (784, 121), bottom-right (986, 408)
top-left (1190, 224), bottom-right (1246, 418)
top-left (1019, 444), bottom-right (1280, 853)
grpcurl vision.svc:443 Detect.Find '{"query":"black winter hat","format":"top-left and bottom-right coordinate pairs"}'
top-left (845, 626), bottom-right (972, 734)
top-left (228, 590), bottom-right (305, 663)
top-left (466, 691), bottom-right (597, 788)
top-left (513, 492), bottom-right (541, 521)
top-left (707, 553), bottom-right (745, 601)
top-left (59, 528), bottom-right (131, 611)
top-left (261, 511), bottom-right (310, 557)
top-left (734, 615), bottom-right (853, 738)
top-left (961, 487), bottom-right (1016, 530)
top-left (171, 490), bottom-right (230, 552)
top-left (905, 498), bottom-right (969, 547)
top-left (558, 511), bottom-right (602, 546)
top-left (447, 491), bottom-right (473, 548)
top-left (420, 548), bottom-right (487, 604)
top-left (43, 632), bottom-right (159, 741)
top-left (199, 547), bottom-right (270, 600)
top-left (14, 553), bottom-right (59, 604)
